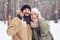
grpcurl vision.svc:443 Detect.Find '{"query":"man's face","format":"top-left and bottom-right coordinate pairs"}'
top-left (23, 8), bottom-right (30, 16)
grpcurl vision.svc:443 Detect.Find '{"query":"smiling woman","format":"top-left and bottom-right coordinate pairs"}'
top-left (30, 8), bottom-right (54, 40)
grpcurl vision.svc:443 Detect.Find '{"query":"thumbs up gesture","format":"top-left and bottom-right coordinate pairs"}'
top-left (21, 18), bottom-right (27, 27)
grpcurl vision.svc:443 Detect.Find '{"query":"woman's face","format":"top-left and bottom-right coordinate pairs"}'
top-left (31, 12), bottom-right (38, 21)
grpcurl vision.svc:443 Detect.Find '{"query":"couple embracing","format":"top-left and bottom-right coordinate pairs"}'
top-left (7, 5), bottom-right (54, 40)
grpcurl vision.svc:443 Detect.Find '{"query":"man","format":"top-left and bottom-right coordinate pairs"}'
top-left (7, 5), bottom-right (32, 40)
top-left (18, 5), bottom-right (31, 24)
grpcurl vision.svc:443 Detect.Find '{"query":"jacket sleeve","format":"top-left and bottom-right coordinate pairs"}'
top-left (7, 17), bottom-right (20, 36)
top-left (27, 25), bottom-right (32, 40)
top-left (38, 18), bottom-right (50, 37)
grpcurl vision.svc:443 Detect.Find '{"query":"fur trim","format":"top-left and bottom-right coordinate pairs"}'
top-left (16, 9), bottom-right (24, 16)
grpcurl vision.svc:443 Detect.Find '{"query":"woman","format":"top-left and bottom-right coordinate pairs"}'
top-left (30, 8), bottom-right (54, 40)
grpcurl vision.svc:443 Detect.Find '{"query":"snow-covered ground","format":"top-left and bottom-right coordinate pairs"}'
top-left (0, 20), bottom-right (60, 40)
top-left (0, 21), bottom-right (12, 40)
top-left (49, 20), bottom-right (60, 40)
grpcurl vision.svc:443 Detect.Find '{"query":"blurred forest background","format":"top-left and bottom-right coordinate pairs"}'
top-left (0, 0), bottom-right (60, 22)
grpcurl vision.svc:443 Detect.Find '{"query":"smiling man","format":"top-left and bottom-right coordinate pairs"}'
top-left (7, 5), bottom-right (32, 40)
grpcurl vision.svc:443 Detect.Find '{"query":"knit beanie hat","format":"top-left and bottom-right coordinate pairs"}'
top-left (21, 5), bottom-right (31, 12)
top-left (31, 8), bottom-right (42, 18)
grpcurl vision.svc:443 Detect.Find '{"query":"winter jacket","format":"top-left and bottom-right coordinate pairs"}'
top-left (38, 18), bottom-right (54, 40)
top-left (30, 18), bottom-right (54, 40)
top-left (7, 17), bottom-right (32, 40)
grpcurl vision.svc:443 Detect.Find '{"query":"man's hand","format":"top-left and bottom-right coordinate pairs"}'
top-left (21, 18), bottom-right (27, 27)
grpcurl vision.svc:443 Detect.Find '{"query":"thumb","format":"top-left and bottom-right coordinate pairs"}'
top-left (22, 17), bottom-right (24, 21)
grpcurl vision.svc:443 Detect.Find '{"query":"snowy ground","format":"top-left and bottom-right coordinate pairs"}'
top-left (0, 20), bottom-right (60, 40)
top-left (49, 20), bottom-right (60, 40)
top-left (0, 21), bottom-right (12, 40)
